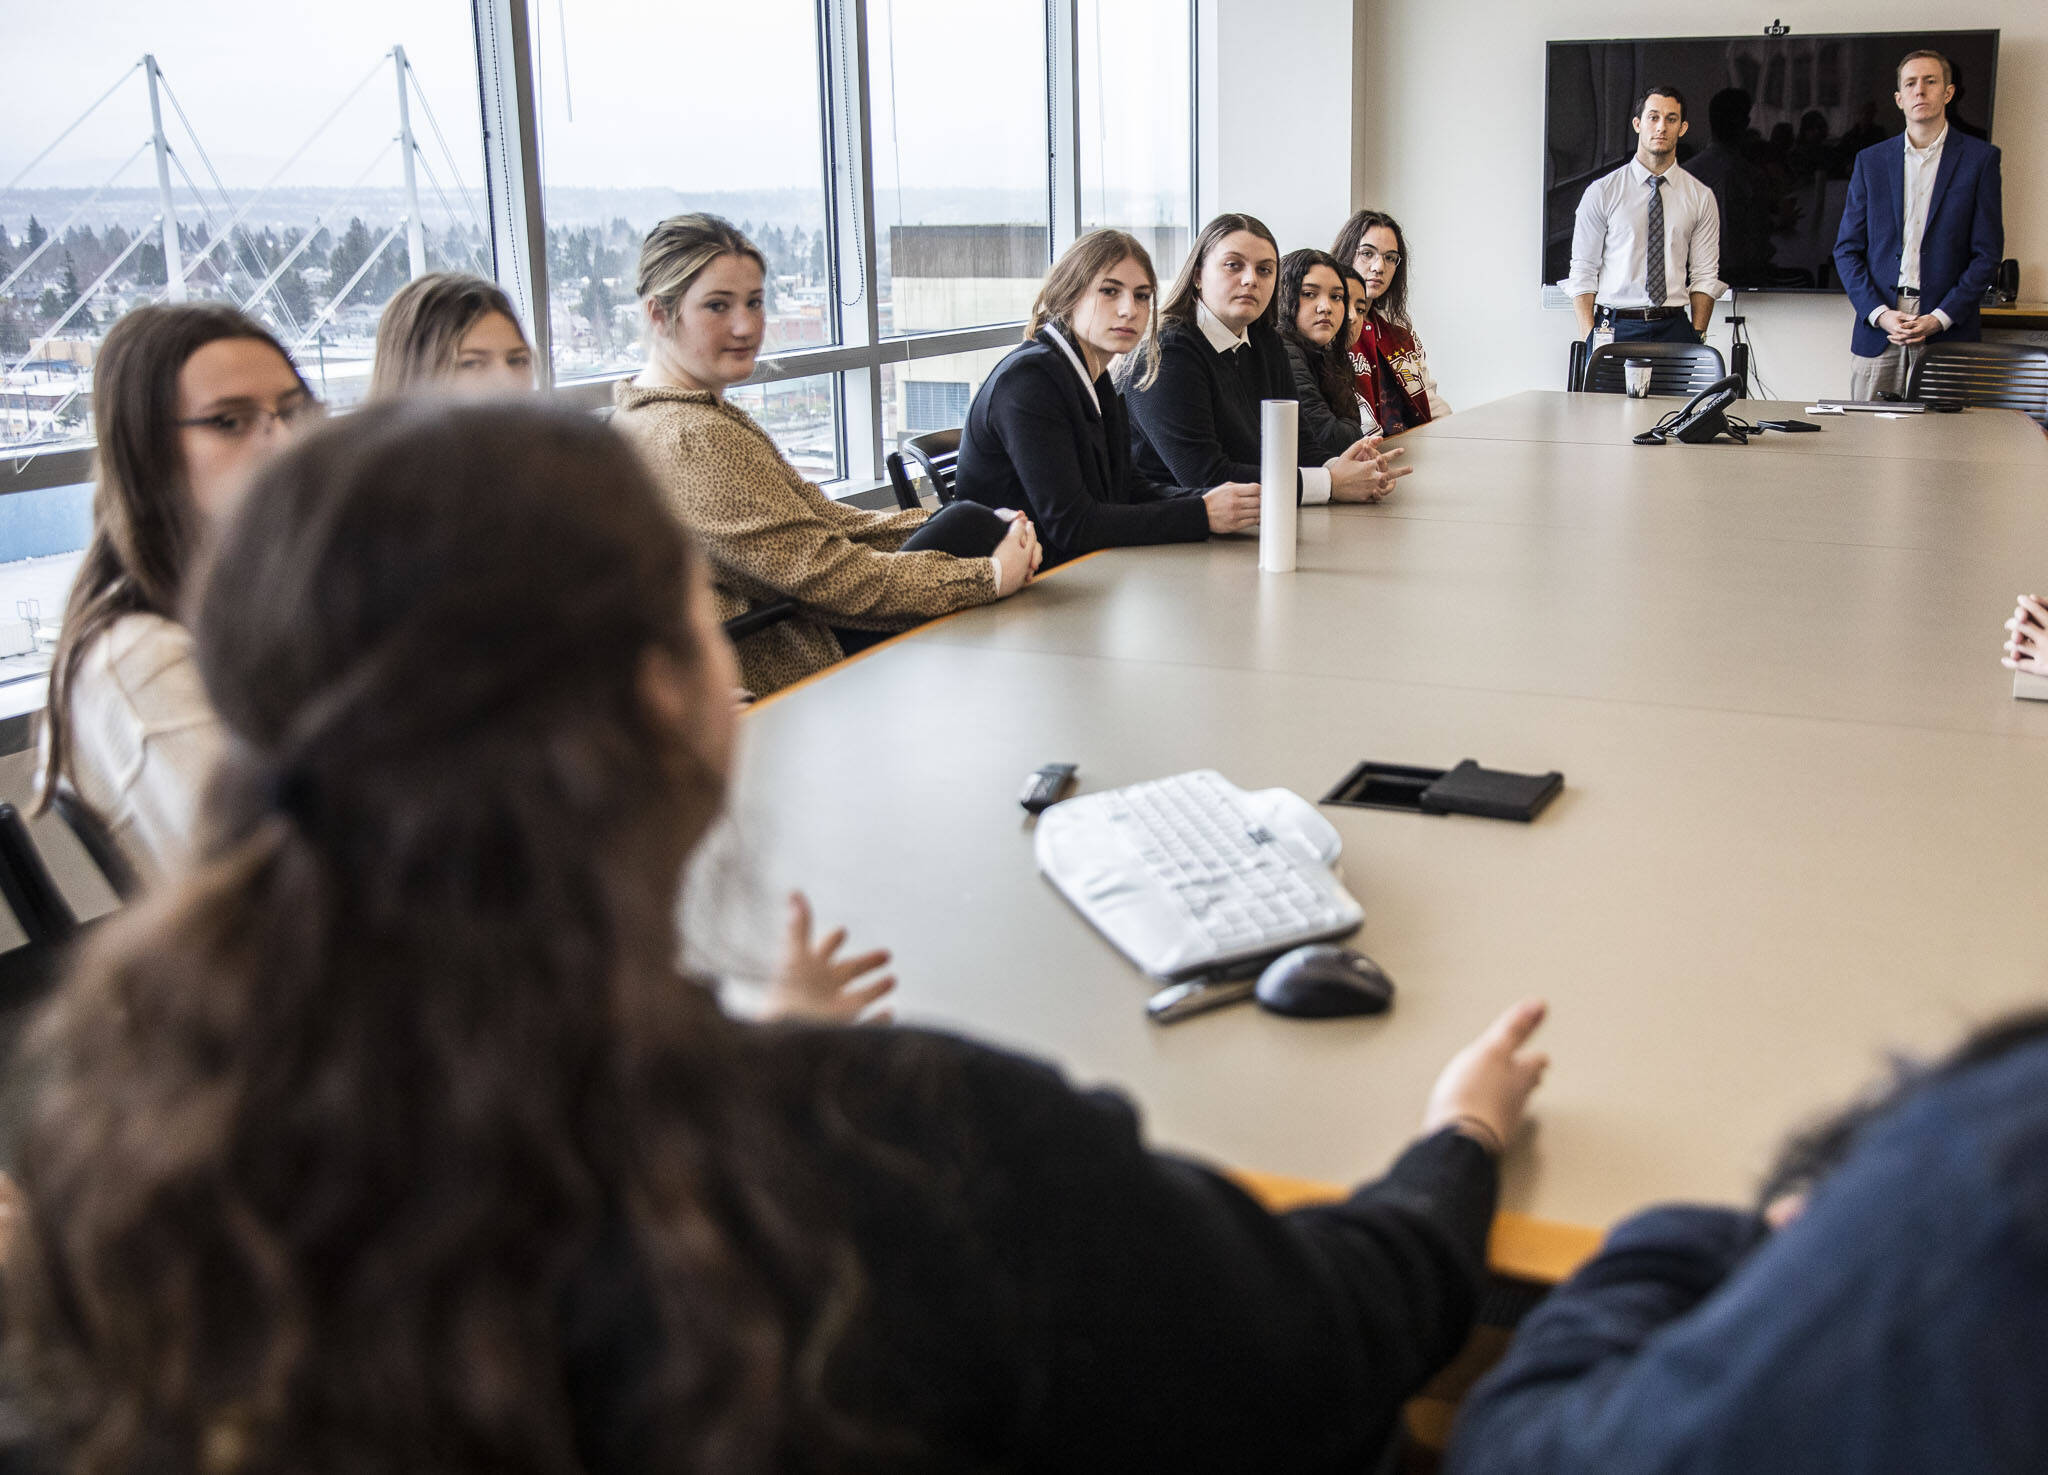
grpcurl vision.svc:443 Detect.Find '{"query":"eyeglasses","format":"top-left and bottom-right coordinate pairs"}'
top-left (176, 398), bottom-right (327, 439)
top-left (1355, 247), bottom-right (1403, 270)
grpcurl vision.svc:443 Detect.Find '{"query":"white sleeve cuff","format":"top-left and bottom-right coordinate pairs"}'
top-left (1932, 308), bottom-right (1954, 331)
top-left (1299, 467), bottom-right (1332, 506)
top-left (1867, 305), bottom-right (1888, 327)
top-left (989, 555), bottom-right (1005, 597)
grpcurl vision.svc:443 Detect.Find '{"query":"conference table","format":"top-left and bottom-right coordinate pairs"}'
top-left (730, 389), bottom-right (2048, 1266)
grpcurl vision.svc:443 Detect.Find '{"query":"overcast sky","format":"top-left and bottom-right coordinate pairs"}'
top-left (3, 0), bottom-right (1186, 210)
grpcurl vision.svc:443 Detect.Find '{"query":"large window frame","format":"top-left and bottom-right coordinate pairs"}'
top-left (0, 0), bottom-right (1198, 498)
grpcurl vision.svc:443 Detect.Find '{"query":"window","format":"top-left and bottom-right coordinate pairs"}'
top-left (528, 0), bottom-right (834, 387)
top-left (3, 1), bottom-right (1200, 597)
top-left (1078, 0), bottom-right (1195, 282)
top-left (0, 1), bottom-right (485, 659)
top-left (882, 346), bottom-right (1012, 451)
top-left (729, 373), bottom-right (841, 483)
top-left (866, 0), bottom-right (1051, 338)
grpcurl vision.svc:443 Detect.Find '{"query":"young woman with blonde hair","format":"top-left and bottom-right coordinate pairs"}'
top-left (369, 272), bottom-right (535, 399)
top-left (954, 228), bottom-right (1258, 566)
top-left (610, 214), bottom-right (1039, 695)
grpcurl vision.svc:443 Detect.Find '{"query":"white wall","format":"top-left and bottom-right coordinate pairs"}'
top-left (1352, 0), bottom-right (2045, 407)
top-left (1200, 0), bottom-right (1358, 261)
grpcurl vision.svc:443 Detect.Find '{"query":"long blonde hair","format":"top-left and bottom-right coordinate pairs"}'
top-left (634, 215), bottom-right (767, 341)
top-left (368, 273), bottom-right (527, 399)
top-left (1024, 229), bottom-right (1161, 388)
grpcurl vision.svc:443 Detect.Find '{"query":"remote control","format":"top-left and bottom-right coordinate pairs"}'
top-left (1019, 763), bottom-right (1078, 815)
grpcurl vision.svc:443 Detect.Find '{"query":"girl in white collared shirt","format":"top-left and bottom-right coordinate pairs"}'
top-left (39, 304), bottom-right (319, 884)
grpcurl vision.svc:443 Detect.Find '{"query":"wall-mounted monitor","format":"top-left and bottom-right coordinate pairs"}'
top-left (1543, 30), bottom-right (1998, 293)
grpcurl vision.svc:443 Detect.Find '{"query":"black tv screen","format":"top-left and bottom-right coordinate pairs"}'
top-left (1543, 30), bottom-right (1998, 292)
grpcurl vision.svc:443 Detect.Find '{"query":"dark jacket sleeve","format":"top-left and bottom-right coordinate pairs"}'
top-left (1446, 1206), bottom-right (1765, 1475)
top-left (1934, 142), bottom-right (2004, 328)
top-left (1285, 339), bottom-right (1367, 461)
top-left (790, 1025), bottom-right (1499, 1474)
top-left (1832, 150), bottom-right (1885, 325)
top-left (924, 1034), bottom-right (1499, 1473)
top-left (986, 360), bottom-right (1209, 558)
top-left (1125, 329), bottom-right (1261, 490)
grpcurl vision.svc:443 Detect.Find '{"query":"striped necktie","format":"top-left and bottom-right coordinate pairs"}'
top-left (1645, 175), bottom-right (1667, 306)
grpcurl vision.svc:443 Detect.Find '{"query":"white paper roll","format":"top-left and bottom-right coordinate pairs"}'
top-left (1258, 398), bottom-right (1298, 573)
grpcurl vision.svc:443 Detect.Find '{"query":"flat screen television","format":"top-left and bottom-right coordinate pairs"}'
top-left (1543, 30), bottom-right (1998, 292)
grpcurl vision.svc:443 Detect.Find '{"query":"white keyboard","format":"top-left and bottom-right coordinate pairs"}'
top-left (1035, 769), bottom-right (1364, 980)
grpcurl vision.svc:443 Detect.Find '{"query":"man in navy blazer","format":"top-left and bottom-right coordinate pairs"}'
top-left (1831, 48), bottom-right (2002, 399)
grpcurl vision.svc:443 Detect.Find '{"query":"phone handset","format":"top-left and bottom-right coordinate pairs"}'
top-left (1634, 374), bottom-right (1747, 445)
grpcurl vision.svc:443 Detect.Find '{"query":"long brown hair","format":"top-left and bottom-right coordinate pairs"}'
top-left (368, 272), bottom-right (526, 398)
top-left (1332, 209), bottom-right (1413, 328)
top-left (1156, 212), bottom-right (1281, 332)
top-left (37, 303), bottom-right (304, 815)
top-left (6, 403), bottom-right (858, 1475)
top-left (1025, 228), bottom-right (1161, 389)
top-left (1276, 249), bottom-right (1358, 423)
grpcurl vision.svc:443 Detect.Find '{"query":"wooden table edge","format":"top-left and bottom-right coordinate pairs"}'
top-left (1229, 1167), bottom-right (1603, 1284)
top-left (742, 548), bottom-right (1112, 714)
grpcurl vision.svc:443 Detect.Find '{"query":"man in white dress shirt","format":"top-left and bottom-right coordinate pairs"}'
top-left (1564, 85), bottom-right (1724, 359)
top-left (1831, 50), bottom-right (2004, 400)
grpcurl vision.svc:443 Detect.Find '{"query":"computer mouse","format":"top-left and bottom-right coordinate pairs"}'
top-left (1254, 945), bottom-right (1395, 1019)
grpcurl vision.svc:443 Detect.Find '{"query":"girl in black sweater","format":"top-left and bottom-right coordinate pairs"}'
top-left (955, 229), bottom-right (1259, 566)
top-left (1278, 247), bottom-right (1381, 460)
top-left (1124, 213), bottom-right (1409, 507)
top-left (5, 401), bottom-right (1548, 1475)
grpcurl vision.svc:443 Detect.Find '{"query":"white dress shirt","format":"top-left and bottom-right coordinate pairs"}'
top-left (1563, 158), bottom-right (1725, 308)
top-left (54, 612), bottom-right (222, 886)
top-left (1869, 126), bottom-right (1954, 332)
top-left (1195, 299), bottom-right (1330, 505)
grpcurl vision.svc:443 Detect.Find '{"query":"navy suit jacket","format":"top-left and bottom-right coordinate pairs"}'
top-left (1832, 128), bottom-right (2002, 358)
top-left (955, 329), bottom-right (1208, 567)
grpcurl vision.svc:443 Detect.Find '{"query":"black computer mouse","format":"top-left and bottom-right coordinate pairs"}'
top-left (1254, 945), bottom-right (1395, 1019)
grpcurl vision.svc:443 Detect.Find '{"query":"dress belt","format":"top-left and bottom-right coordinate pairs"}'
top-left (1602, 306), bottom-right (1684, 321)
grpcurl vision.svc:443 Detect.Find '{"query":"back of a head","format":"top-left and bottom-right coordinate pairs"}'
top-left (368, 272), bottom-right (524, 399)
top-left (8, 401), bottom-right (777, 1475)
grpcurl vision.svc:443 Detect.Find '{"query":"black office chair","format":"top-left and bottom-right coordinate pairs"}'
top-left (0, 803), bottom-right (78, 947)
top-left (1906, 342), bottom-right (2048, 429)
top-left (1579, 341), bottom-right (1728, 396)
top-left (51, 789), bottom-right (138, 903)
top-left (722, 599), bottom-right (801, 644)
top-left (1566, 339), bottom-right (1588, 393)
top-left (883, 428), bottom-right (962, 510)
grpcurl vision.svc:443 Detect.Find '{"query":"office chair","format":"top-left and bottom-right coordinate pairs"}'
top-left (51, 789), bottom-right (138, 904)
top-left (723, 598), bottom-right (801, 643)
top-left (1580, 341), bottom-right (1728, 396)
top-left (1566, 339), bottom-right (1588, 392)
top-left (1907, 342), bottom-right (2048, 429)
top-left (0, 803), bottom-right (79, 947)
top-left (883, 428), bottom-right (962, 510)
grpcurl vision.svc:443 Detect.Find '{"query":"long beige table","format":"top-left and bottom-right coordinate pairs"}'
top-left (730, 390), bottom-right (2048, 1250)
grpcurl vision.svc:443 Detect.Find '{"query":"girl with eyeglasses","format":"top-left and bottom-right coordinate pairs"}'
top-left (1333, 211), bottom-right (1451, 433)
top-left (38, 303), bottom-right (322, 882)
